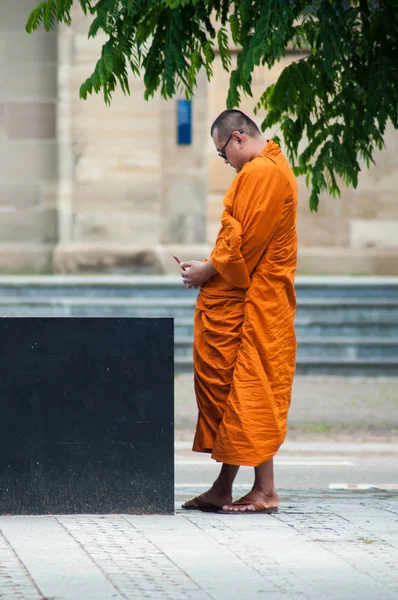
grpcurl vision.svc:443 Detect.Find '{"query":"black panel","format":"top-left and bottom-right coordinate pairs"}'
top-left (0, 318), bottom-right (174, 514)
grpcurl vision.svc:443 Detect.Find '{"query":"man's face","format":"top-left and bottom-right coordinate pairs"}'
top-left (212, 129), bottom-right (247, 173)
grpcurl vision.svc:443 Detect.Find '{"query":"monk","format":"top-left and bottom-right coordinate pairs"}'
top-left (180, 109), bottom-right (298, 513)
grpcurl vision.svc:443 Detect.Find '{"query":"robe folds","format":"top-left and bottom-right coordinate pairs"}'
top-left (193, 140), bottom-right (298, 467)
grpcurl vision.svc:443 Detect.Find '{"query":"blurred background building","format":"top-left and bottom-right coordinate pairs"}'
top-left (0, 0), bottom-right (397, 276)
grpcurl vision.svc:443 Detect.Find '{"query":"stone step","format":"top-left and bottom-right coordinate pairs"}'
top-left (174, 355), bottom-right (398, 376)
top-left (0, 276), bottom-right (395, 376)
top-left (174, 336), bottom-right (398, 359)
top-left (174, 318), bottom-right (398, 338)
top-left (0, 276), bottom-right (198, 299)
top-left (0, 297), bottom-right (196, 318)
top-left (294, 321), bottom-right (398, 337)
top-left (0, 275), bottom-right (397, 299)
top-left (0, 296), bottom-right (397, 320)
top-left (296, 303), bottom-right (398, 322)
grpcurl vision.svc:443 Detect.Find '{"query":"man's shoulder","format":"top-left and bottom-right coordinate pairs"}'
top-left (241, 154), bottom-right (279, 179)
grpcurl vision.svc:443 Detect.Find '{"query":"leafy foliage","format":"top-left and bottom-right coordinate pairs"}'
top-left (26, 0), bottom-right (398, 210)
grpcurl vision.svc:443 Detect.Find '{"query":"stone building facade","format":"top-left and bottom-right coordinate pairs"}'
top-left (0, 0), bottom-right (397, 275)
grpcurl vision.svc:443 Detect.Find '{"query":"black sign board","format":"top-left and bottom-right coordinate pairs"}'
top-left (0, 318), bottom-right (174, 514)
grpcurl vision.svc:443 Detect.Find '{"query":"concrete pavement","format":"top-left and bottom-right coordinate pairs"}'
top-left (0, 489), bottom-right (397, 600)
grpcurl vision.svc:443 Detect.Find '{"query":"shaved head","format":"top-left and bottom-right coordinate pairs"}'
top-left (211, 109), bottom-right (261, 140)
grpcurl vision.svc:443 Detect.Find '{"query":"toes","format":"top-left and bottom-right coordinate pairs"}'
top-left (221, 504), bottom-right (253, 512)
top-left (221, 504), bottom-right (256, 512)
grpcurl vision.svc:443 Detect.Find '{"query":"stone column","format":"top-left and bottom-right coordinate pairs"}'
top-left (0, 0), bottom-right (58, 273)
top-left (53, 4), bottom-right (164, 274)
top-left (57, 23), bottom-right (74, 246)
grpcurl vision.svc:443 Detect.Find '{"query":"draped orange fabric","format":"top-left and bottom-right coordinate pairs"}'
top-left (193, 140), bottom-right (298, 466)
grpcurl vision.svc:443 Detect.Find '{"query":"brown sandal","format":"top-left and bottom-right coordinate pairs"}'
top-left (182, 495), bottom-right (221, 512)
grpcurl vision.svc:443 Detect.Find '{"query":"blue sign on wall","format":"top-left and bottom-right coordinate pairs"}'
top-left (177, 99), bottom-right (192, 145)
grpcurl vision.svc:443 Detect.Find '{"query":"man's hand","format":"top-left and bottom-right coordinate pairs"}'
top-left (180, 260), bottom-right (217, 288)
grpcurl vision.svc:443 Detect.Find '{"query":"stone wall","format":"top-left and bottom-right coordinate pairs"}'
top-left (0, 6), bottom-right (397, 275)
top-left (0, 0), bottom-right (58, 273)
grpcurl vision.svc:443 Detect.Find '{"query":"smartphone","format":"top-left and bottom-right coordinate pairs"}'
top-left (173, 254), bottom-right (186, 271)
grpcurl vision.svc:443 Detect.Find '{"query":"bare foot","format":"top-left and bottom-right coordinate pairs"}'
top-left (183, 486), bottom-right (233, 510)
top-left (221, 487), bottom-right (279, 513)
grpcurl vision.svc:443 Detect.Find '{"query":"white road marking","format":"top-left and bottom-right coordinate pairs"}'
top-left (329, 483), bottom-right (398, 490)
top-left (175, 460), bottom-right (354, 466)
top-left (175, 483), bottom-right (250, 489)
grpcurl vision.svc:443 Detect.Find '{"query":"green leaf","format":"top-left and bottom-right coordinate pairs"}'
top-left (43, 0), bottom-right (56, 32)
top-left (272, 135), bottom-right (282, 147)
top-left (88, 16), bottom-right (102, 38)
top-left (79, 0), bottom-right (95, 16)
top-left (309, 187), bottom-right (319, 212)
top-left (202, 41), bottom-right (215, 80)
top-left (25, 1), bottom-right (47, 33)
top-left (127, 0), bottom-right (136, 17)
top-left (103, 42), bottom-right (114, 73)
top-left (229, 13), bottom-right (240, 45)
top-left (226, 70), bottom-right (241, 108)
top-left (57, 0), bottom-right (73, 25)
top-left (217, 27), bottom-right (231, 70)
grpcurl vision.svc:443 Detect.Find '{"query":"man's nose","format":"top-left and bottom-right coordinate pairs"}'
top-left (224, 158), bottom-right (229, 165)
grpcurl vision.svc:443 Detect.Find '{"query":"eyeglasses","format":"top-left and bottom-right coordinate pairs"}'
top-left (217, 130), bottom-right (244, 159)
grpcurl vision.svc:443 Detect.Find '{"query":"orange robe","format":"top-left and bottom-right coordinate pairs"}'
top-left (193, 140), bottom-right (298, 466)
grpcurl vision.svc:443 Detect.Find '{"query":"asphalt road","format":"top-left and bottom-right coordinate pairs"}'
top-left (175, 435), bottom-right (398, 494)
top-left (175, 373), bottom-right (398, 498)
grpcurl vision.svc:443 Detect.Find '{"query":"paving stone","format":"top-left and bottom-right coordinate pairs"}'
top-left (59, 516), bottom-right (206, 599)
top-left (0, 491), bottom-right (397, 600)
top-left (0, 533), bottom-right (42, 600)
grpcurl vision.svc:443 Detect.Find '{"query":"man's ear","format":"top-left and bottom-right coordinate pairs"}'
top-left (233, 131), bottom-right (243, 145)
top-left (237, 133), bottom-right (245, 146)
